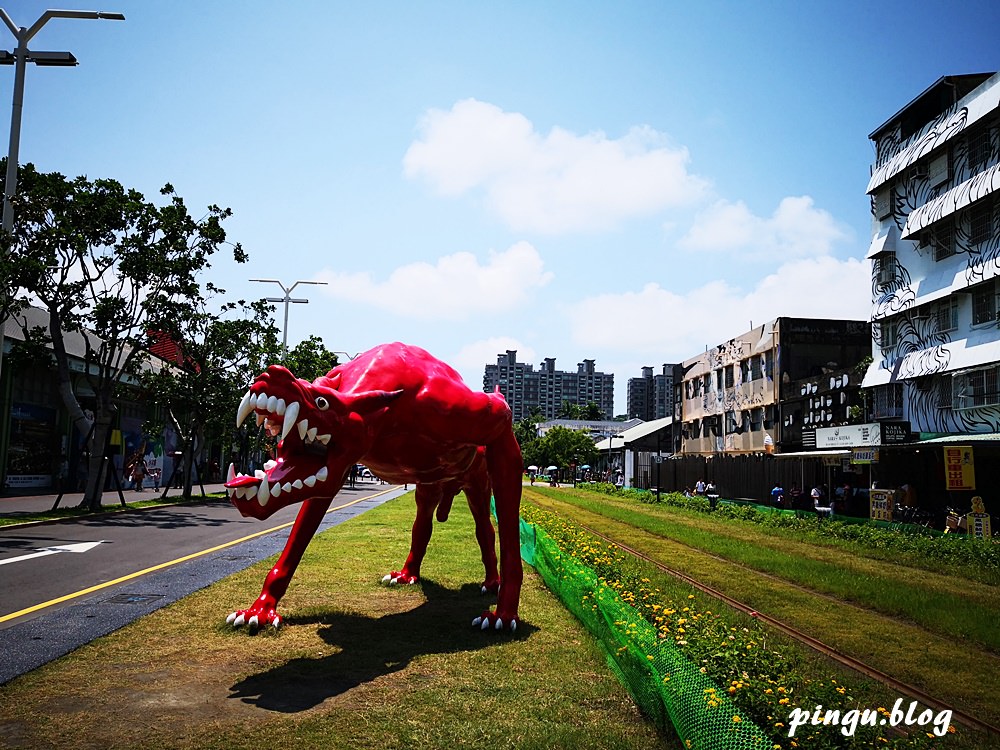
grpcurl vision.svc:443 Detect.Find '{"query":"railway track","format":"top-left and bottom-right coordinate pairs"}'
top-left (526, 495), bottom-right (1000, 738)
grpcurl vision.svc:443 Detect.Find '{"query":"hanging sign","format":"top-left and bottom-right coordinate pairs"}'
top-left (851, 447), bottom-right (879, 464)
top-left (943, 446), bottom-right (976, 490)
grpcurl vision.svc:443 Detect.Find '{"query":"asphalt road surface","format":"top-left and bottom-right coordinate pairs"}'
top-left (0, 482), bottom-right (408, 685)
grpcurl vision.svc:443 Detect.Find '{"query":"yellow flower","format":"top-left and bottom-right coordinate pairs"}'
top-left (732, 715), bottom-right (741, 723)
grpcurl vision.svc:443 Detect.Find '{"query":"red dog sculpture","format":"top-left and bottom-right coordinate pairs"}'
top-left (224, 342), bottom-right (523, 631)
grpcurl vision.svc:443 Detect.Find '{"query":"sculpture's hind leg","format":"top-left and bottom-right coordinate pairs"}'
top-left (462, 452), bottom-right (499, 593)
top-left (382, 483), bottom-right (440, 585)
top-left (475, 429), bottom-right (523, 630)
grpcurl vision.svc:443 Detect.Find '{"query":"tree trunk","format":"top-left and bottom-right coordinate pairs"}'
top-left (80, 411), bottom-right (115, 512)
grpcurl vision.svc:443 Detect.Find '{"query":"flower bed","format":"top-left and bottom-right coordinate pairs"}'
top-left (521, 503), bottom-right (953, 749)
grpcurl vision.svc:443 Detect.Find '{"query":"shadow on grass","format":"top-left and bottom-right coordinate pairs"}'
top-left (228, 580), bottom-right (536, 712)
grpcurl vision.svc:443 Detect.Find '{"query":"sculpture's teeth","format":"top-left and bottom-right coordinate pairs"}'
top-left (256, 413), bottom-right (265, 427)
top-left (256, 480), bottom-right (270, 506)
top-left (276, 398), bottom-right (286, 416)
top-left (304, 475), bottom-right (317, 488)
top-left (297, 419), bottom-right (309, 440)
top-left (292, 479), bottom-right (303, 489)
top-left (227, 463), bottom-right (236, 483)
top-left (282, 482), bottom-right (292, 493)
top-left (266, 395), bottom-right (278, 413)
top-left (306, 427), bottom-right (318, 443)
top-left (281, 402), bottom-right (300, 441)
top-left (255, 470), bottom-right (266, 480)
top-left (316, 466), bottom-right (328, 482)
top-left (317, 434), bottom-right (331, 445)
top-left (271, 482), bottom-right (281, 497)
top-left (236, 391), bottom-right (255, 428)
top-left (255, 392), bottom-right (269, 409)
top-left (263, 460), bottom-right (277, 472)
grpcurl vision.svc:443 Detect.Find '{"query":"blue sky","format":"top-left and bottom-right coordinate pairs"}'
top-left (4, 1), bottom-right (999, 412)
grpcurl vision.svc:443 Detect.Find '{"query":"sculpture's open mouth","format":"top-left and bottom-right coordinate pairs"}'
top-left (225, 386), bottom-right (334, 512)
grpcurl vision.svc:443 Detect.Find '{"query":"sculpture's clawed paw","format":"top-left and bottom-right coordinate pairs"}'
top-left (225, 608), bottom-right (282, 632)
top-left (471, 611), bottom-right (519, 633)
top-left (381, 571), bottom-right (419, 585)
top-left (480, 579), bottom-right (501, 595)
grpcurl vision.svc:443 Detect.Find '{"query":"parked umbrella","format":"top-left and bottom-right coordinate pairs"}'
top-left (527, 465), bottom-right (539, 471)
top-left (546, 465), bottom-right (558, 471)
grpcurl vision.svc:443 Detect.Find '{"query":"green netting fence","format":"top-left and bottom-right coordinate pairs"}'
top-left (519, 516), bottom-right (770, 750)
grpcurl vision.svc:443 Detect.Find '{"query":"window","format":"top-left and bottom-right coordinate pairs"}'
top-left (953, 366), bottom-right (1000, 409)
top-left (702, 374), bottom-right (711, 393)
top-left (724, 365), bottom-right (735, 388)
top-left (751, 407), bottom-right (764, 432)
top-left (740, 359), bottom-right (750, 384)
top-left (874, 187), bottom-right (892, 220)
top-left (970, 201), bottom-right (994, 246)
top-left (876, 252), bottom-right (897, 285)
top-left (968, 127), bottom-right (991, 171)
top-left (933, 298), bottom-right (959, 333)
top-left (879, 317), bottom-right (900, 349)
top-left (927, 223), bottom-right (955, 261)
top-left (928, 150), bottom-right (950, 187)
top-left (972, 281), bottom-right (998, 326)
top-left (871, 384), bottom-right (904, 419)
top-left (751, 355), bottom-right (763, 381)
top-left (937, 376), bottom-right (953, 410)
top-left (715, 369), bottom-right (723, 391)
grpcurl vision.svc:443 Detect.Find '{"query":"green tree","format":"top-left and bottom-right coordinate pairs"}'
top-left (1, 163), bottom-right (243, 510)
top-left (283, 335), bottom-right (341, 381)
top-left (557, 400), bottom-right (583, 419)
top-left (533, 426), bottom-right (598, 472)
top-left (583, 401), bottom-right (603, 420)
top-left (140, 298), bottom-right (279, 498)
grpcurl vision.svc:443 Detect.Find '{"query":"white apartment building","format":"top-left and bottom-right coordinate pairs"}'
top-left (863, 72), bottom-right (1000, 434)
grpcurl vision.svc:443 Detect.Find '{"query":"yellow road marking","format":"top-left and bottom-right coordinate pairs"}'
top-left (0, 489), bottom-right (394, 625)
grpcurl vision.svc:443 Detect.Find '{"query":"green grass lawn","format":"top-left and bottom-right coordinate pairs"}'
top-left (0, 492), bottom-right (666, 750)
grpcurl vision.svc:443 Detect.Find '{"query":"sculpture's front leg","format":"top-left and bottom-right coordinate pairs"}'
top-left (227, 496), bottom-right (333, 630)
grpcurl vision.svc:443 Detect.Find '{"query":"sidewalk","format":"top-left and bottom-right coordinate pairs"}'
top-left (0, 483), bottom-right (230, 518)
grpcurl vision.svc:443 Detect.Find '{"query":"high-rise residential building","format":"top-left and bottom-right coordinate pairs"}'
top-left (863, 72), bottom-right (1000, 434)
top-left (483, 351), bottom-right (614, 421)
top-left (627, 364), bottom-right (676, 420)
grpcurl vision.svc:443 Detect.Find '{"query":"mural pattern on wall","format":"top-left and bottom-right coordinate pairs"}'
top-left (871, 114), bottom-right (1000, 433)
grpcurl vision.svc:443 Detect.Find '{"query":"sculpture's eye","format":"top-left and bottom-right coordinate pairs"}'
top-left (315, 396), bottom-right (330, 411)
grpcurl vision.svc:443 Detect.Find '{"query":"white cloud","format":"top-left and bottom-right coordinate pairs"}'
top-left (315, 241), bottom-right (553, 321)
top-left (677, 196), bottom-right (852, 259)
top-left (403, 98), bottom-right (710, 234)
top-left (567, 255), bottom-right (871, 360)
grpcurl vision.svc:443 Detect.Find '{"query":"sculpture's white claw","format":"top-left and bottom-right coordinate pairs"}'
top-left (481, 618), bottom-right (490, 631)
top-left (381, 574), bottom-right (392, 583)
top-left (481, 585), bottom-right (488, 594)
top-left (226, 611), bottom-right (237, 625)
top-left (272, 615), bottom-right (282, 629)
top-left (472, 616), bottom-right (483, 628)
top-left (248, 615), bottom-right (259, 630)
top-left (510, 620), bottom-right (517, 634)
top-left (233, 613), bottom-right (246, 627)
top-left (389, 576), bottom-right (398, 585)
top-left (495, 619), bottom-right (503, 631)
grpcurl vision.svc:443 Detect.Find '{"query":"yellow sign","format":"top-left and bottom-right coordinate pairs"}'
top-left (851, 447), bottom-right (879, 464)
top-left (943, 446), bottom-right (976, 490)
top-left (869, 489), bottom-right (894, 521)
top-left (967, 513), bottom-right (992, 539)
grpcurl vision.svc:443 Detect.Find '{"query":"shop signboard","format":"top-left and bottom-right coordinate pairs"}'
top-left (869, 488), bottom-right (894, 521)
top-left (943, 446), bottom-right (976, 491)
top-left (816, 423), bottom-right (880, 448)
top-left (880, 421), bottom-right (911, 444)
top-left (968, 513), bottom-right (992, 539)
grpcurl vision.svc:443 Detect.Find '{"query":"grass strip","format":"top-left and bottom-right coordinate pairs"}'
top-left (0, 492), bottom-right (665, 750)
top-left (524, 488), bottom-right (1000, 738)
top-left (530, 487), bottom-right (1000, 653)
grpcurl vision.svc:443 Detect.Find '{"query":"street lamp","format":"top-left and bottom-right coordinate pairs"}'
top-left (1, 8), bottom-right (125, 232)
top-left (250, 278), bottom-right (327, 360)
top-left (0, 8), bottom-right (124, 430)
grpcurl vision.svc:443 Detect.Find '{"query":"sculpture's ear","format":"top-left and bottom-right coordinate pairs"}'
top-left (315, 371), bottom-right (343, 390)
top-left (344, 389), bottom-right (404, 415)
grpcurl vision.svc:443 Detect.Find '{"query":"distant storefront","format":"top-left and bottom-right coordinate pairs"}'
top-left (5, 403), bottom-right (59, 490)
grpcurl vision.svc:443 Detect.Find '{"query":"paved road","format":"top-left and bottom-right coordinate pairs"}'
top-left (0, 482), bottom-right (409, 685)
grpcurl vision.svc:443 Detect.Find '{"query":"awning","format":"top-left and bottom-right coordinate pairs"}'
top-left (865, 224), bottom-right (897, 259)
top-left (772, 450), bottom-right (850, 459)
top-left (900, 162), bottom-right (1000, 239)
top-left (860, 337), bottom-right (1000, 387)
top-left (867, 73), bottom-right (1000, 194)
top-left (913, 432), bottom-right (1000, 444)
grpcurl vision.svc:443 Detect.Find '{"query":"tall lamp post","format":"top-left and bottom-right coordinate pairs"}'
top-left (250, 278), bottom-right (327, 360)
top-left (1, 8), bottom-right (125, 233)
top-left (0, 9), bottom-right (123, 489)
